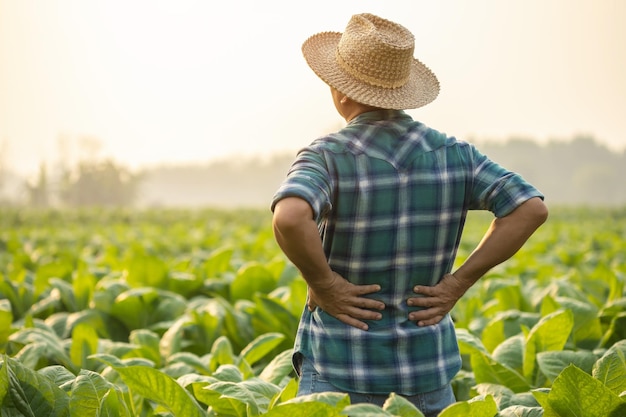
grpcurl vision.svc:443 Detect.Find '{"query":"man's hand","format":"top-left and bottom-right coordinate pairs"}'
top-left (406, 273), bottom-right (467, 326)
top-left (307, 271), bottom-right (384, 331)
top-left (406, 198), bottom-right (548, 327)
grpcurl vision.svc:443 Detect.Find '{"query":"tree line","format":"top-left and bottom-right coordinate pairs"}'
top-left (1, 135), bottom-right (624, 208)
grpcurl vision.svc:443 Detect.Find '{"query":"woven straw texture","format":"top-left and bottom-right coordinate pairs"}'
top-left (302, 13), bottom-right (439, 110)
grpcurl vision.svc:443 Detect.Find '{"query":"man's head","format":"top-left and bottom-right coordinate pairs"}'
top-left (302, 13), bottom-right (439, 110)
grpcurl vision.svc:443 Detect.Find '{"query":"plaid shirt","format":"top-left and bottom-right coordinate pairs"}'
top-left (271, 110), bottom-right (543, 394)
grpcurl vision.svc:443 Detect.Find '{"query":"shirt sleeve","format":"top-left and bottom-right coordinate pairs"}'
top-left (469, 146), bottom-right (544, 217)
top-left (270, 147), bottom-right (333, 222)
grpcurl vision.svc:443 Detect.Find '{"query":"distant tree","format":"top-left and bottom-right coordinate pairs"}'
top-left (0, 139), bottom-right (7, 203)
top-left (25, 163), bottom-right (50, 207)
top-left (59, 159), bottom-right (141, 207)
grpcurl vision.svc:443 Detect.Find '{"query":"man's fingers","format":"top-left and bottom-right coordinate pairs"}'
top-left (337, 314), bottom-right (371, 331)
top-left (409, 309), bottom-right (444, 326)
top-left (406, 294), bottom-right (437, 308)
top-left (357, 297), bottom-right (385, 310)
top-left (355, 284), bottom-right (382, 295)
top-left (413, 284), bottom-right (436, 296)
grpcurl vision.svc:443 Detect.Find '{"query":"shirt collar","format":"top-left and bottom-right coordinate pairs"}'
top-left (347, 109), bottom-right (412, 126)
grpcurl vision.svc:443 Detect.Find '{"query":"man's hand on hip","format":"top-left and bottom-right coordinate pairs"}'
top-left (307, 271), bottom-right (384, 331)
top-left (406, 273), bottom-right (467, 326)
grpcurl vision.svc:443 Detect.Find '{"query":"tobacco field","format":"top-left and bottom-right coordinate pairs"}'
top-left (0, 206), bottom-right (625, 416)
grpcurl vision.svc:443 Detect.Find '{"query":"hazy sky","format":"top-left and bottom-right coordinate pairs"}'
top-left (1, 0), bottom-right (625, 176)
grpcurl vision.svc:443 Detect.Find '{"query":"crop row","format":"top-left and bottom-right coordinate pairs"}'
top-left (0, 207), bottom-right (625, 416)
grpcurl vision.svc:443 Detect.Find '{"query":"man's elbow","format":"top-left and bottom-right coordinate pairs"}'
top-left (524, 197), bottom-right (549, 228)
top-left (272, 197), bottom-right (314, 234)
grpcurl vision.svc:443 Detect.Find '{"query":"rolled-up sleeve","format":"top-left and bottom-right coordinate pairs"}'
top-left (469, 148), bottom-right (544, 217)
top-left (270, 148), bottom-right (333, 222)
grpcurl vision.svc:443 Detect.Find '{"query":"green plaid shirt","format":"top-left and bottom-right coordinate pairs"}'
top-left (271, 110), bottom-right (543, 394)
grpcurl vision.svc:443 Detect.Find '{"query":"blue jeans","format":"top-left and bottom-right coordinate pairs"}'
top-left (296, 356), bottom-right (455, 417)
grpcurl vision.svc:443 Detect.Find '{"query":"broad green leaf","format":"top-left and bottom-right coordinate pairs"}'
top-left (231, 262), bottom-right (278, 301)
top-left (168, 271), bottom-right (203, 298)
top-left (123, 252), bottom-right (168, 289)
top-left (239, 379), bottom-right (282, 410)
top-left (110, 287), bottom-right (160, 330)
top-left (439, 394), bottom-right (498, 417)
top-left (68, 370), bottom-right (113, 417)
top-left (159, 314), bottom-right (192, 358)
top-left (168, 352), bottom-right (211, 375)
top-left (210, 336), bottom-right (236, 370)
top-left (492, 335), bottom-right (525, 373)
top-left (451, 370), bottom-right (475, 401)
top-left (499, 405), bottom-right (544, 417)
top-left (90, 352), bottom-right (128, 367)
top-left (38, 366), bottom-right (76, 393)
top-left (482, 311), bottom-right (541, 353)
top-left (28, 291), bottom-right (62, 322)
top-left (510, 392), bottom-right (543, 409)
top-left (128, 329), bottom-right (161, 365)
top-left (72, 267), bottom-right (97, 311)
top-left (605, 269), bottom-right (624, 304)
top-left (240, 332), bottom-right (286, 367)
top-left (197, 381), bottom-right (249, 417)
top-left (99, 388), bottom-right (132, 417)
top-left (473, 383), bottom-right (513, 406)
top-left (151, 290), bottom-right (188, 323)
top-left (382, 392), bottom-right (425, 417)
top-left (544, 364), bottom-right (626, 417)
top-left (238, 357), bottom-right (256, 380)
top-left (523, 309), bottom-right (574, 381)
top-left (482, 279), bottom-right (526, 313)
top-left (268, 377), bottom-right (298, 409)
top-left (536, 350), bottom-right (597, 382)
top-left (554, 296), bottom-right (603, 348)
top-left (203, 246), bottom-right (234, 278)
top-left (4, 356), bottom-right (70, 417)
top-left (49, 278), bottom-right (78, 312)
top-left (0, 299), bottom-right (14, 346)
top-left (212, 364), bottom-right (244, 382)
top-left (455, 328), bottom-right (488, 356)
top-left (474, 384), bottom-right (538, 410)
top-left (219, 297), bottom-right (255, 351)
top-left (179, 373), bottom-right (218, 391)
top-left (600, 312), bottom-right (626, 348)
top-left (69, 322), bottom-right (99, 369)
top-left (191, 298), bottom-right (229, 351)
top-left (0, 355), bottom-right (9, 404)
top-left (593, 340), bottom-right (626, 395)
top-left (263, 401), bottom-right (342, 416)
top-left (12, 342), bottom-right (49, 370)
top-left (64, 309), bottom-right (110, 340)
top-left (539, 294), bottom-right (560, 317)
top-left (480, 318), bottom-right (505, 353)
top-left (10, 328), bottom-right (77, 373)
top-left (98, 361), bottom-right (206, 417)
top-left (91, 279), bottom-right (130, 313)
top-left (283, 391), bottom-right (351, 408)
top-left (471, 351), bottom-right (530, 393)
top-left (35, 261), bottom-right (73, 289)
top-left (259, 349), bottom-right (294, 385)
top-left (252, 295), bottom-right (298, 338)
top-left (340, 403), bottom-right (394, 416)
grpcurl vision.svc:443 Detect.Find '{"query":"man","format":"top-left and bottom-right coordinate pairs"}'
top-left (271, 13), bottom-right (548, 417)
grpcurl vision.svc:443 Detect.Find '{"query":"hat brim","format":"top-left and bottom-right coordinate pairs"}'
top-left (302, 32), bottom-right (440, 110)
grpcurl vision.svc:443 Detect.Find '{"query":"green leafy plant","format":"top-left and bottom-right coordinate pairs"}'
top-left (0, 206), bottom-right (624, 416)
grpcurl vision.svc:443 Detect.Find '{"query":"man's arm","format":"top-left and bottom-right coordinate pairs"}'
top-left (407, 196), bottom-right (548, 326)
top-left (272, 196), bottom-right (384, 330)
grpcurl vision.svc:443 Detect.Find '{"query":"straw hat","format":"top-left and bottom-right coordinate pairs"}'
top-left (302, 13), bottom-right (439, 110)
